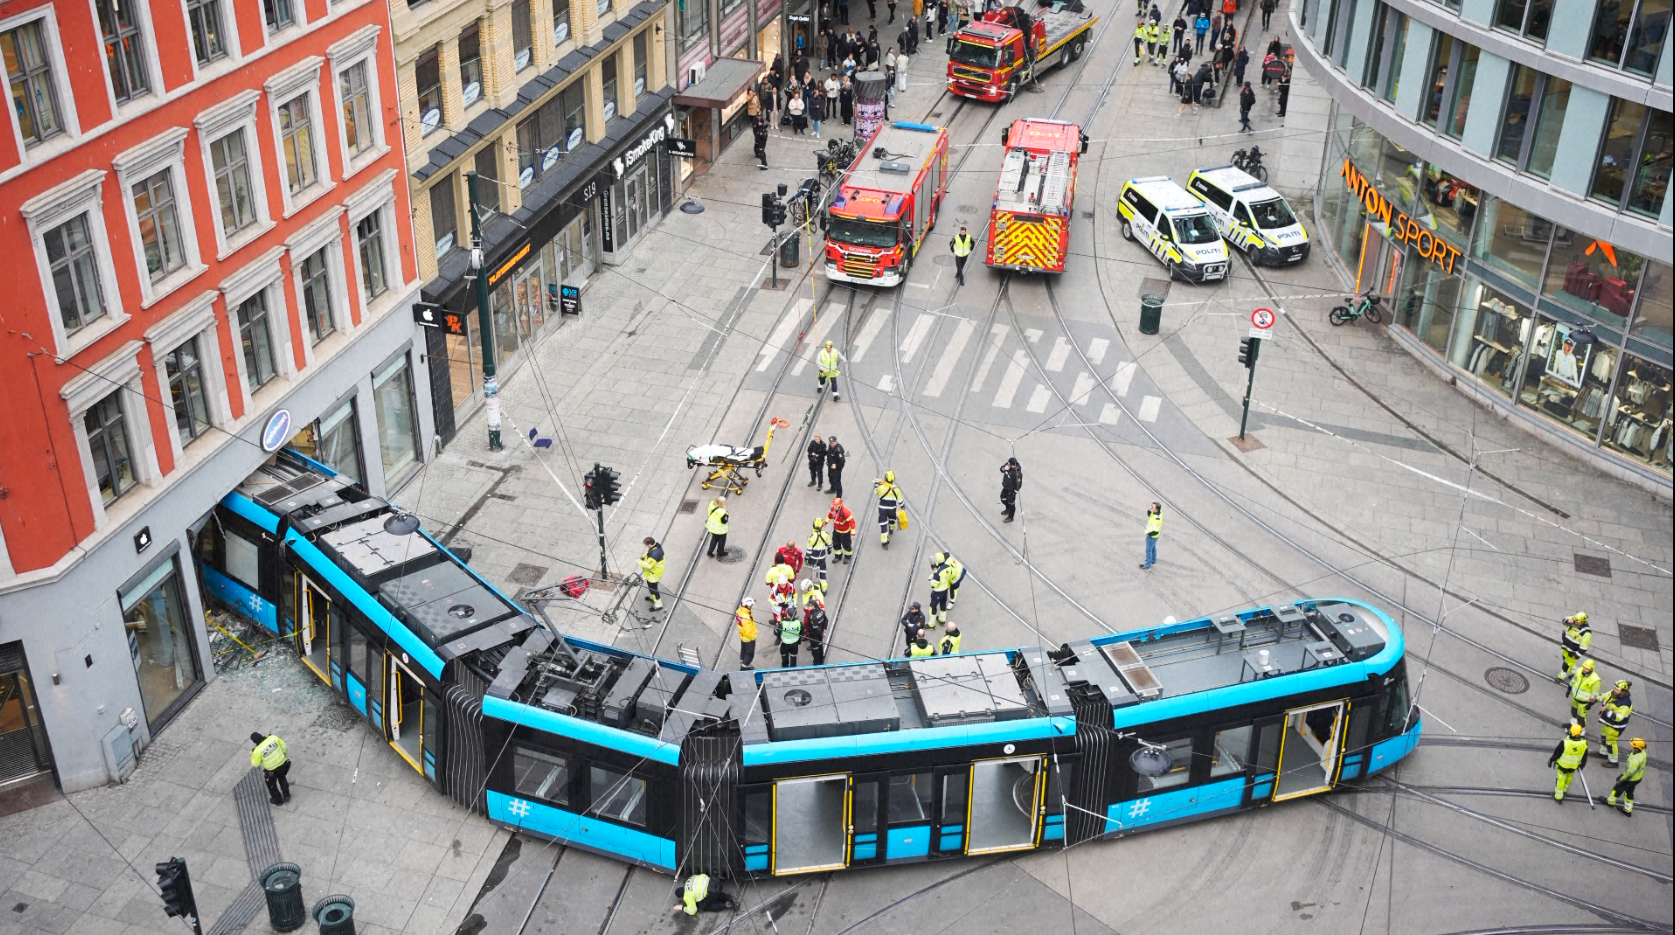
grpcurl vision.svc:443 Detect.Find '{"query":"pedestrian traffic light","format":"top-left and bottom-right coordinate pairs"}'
top-left (155, 858), bottom-right (197, 921)
top-left (583, 466), bottom-right (603, 510)
top-left (761, 192), bottom-right (775, 226)
top-left (770, 198), bottom-right (787, 228)
top-left (601, 466), bottom-right (623, 505)
top-left (1238, 336), bottom-right (1260, 369)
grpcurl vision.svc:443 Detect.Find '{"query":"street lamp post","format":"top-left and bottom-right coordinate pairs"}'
top-left (466, 171), bottom-right (502, 451)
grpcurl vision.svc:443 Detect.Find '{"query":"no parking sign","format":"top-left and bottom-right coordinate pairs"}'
top-left (1250, 307), bottom-right (1276, 340)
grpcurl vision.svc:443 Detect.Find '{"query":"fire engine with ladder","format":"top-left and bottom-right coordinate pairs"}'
top-left (986, 118), bottom-right (1087, 274)
top-left (823, 122), bottom-right (951, 288)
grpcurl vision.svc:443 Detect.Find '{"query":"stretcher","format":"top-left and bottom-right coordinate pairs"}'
top-left (687, 417), bottom-right (790, 494)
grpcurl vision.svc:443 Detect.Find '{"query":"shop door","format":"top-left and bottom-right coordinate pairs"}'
top-left (625, 170), bottom-right (644, 242)
top-left (0, 666), bottom-right (52, 787)
top-left (513, 265), bottom-right (545, 342)
top-left (387, 654), bottom-right (427, 775)
top-left (1273, 701), bottom-right (1347, 801)
top-left (772, 773), bottom-right (851, 874)
top-left (965, 756), bottom-right (1045, 854)
top-left (295, 576), bottom-right (331, 684)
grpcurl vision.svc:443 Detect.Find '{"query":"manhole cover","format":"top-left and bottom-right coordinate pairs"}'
top-left (1619, 624), bottom-right (1660, 651)
top-left (1485, 667), bottom-right (1530, 694)
top-left (932, 254), bottom-right (954, 266)
top-left (508, 563), bottom-right (548, 585)
top-left (678, 499), bottom-right (699, 514)
top-left (1573, 553), bottom-right (1611, 577)
top-left (958, 204), bottom-right (978, 214)
top-left (717, 547), bottom-right (746, 564)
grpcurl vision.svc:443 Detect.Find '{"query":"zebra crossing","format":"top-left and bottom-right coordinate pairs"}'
top-left (746, 299), bottom-right (1170, 435)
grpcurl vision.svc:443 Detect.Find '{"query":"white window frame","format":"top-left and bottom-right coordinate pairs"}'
top-left (1, 6), bottom-right (82, 167)
top-left (287, 205), bottom-right (352, 367)
top-left (195, 89), bottom-right (274, 259)
top-left (20, 168), bottom-right (128, 359)
top-left (88, 0), bottom-right (163, 115)
top-left (179, 0), bottom-right (243, 82)
top-left (113, 126), bottom-right (207, 307)
top-left (265, 56), bottom-right (333, 217)
top-left (59, 339), bottom-right (159, 530)
top-left (144, 289), bottom-right (233, 466)
top-left (345, 168), bottom-right (400, 321)
top-left (219, 246), bottom-right (295, 413)
top-left (261, 0), bottom-right (307, 42)
top-left (327, 25), bottom-right (388, 181)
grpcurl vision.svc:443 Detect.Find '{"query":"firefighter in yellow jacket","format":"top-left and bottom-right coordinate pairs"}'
top-left (1558, 612), bottom-right (1590, 681)
top-left (1547, 723), bottom-right (1589, 802)
top-left (638, 537), bottom-right (666, 610)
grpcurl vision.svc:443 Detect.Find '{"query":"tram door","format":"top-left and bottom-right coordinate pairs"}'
top-left (964, 756), bottom-right (1046, 855)
top-left (771, 773), bottom-right (851, 874)
top-left (295, 576), bottom-right (331, 684)
top-left (387, 655), bottom-right (427, 775)
top-left (1272, 700), bottom-right (1347, 801)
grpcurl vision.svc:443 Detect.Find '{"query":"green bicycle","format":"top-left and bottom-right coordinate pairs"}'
top-left (1329, 291), bottom-right (1384, 326)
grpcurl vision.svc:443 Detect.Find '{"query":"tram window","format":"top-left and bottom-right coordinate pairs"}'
top-left (279, 566), bottom-right (295, 633)
top-left (888, 772), bottom-right (933, 823)
top-left (1209, 725), bottom-right (1253, 779)
top-left (940, 772), bottom-right (968, 824)
top-left (422, 695), bottom-right (438, 760)
top-left (743, 789), bottom-right (770, 841)
top-left (1137, 736), bottom-right (1195, 792)
top-left (1381, 670), bottom-right (1411, 738)
top-left (224, 528), bottom-right (261, 589)
top-left (589, 765), bottom-right (647, 827)
top-left (513, 747), bottom-right (571, 806)
top-left (1255, 721), bottom-right (1282, 772)
top-left (852, 781), bottom-right (879, 835)
top-left (346, 623), bottom-right (370, 686)
top-left (1346, 704), bottom-right (1373, 759)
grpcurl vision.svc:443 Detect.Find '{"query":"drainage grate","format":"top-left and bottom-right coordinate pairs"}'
top-left (958, 204), bottom-right (979, 214)
top-left (1619, 625), bottom-right (1660, 651)
top-left (1139, 278), bottom-right (1172, 299)
top-left (13, 904), bottom-right (27, 913)
top-left (679, 499), bottom-right (699, 514)
top-left (1081, 210), bottom-right (1095, 219)
top-left (490, 492), bottom-right (517, 502)
top-left (1573, 553), bottom-right (1612, 577)
top-left (508, 563), bottom-right (548, 586)
top-left (717, 547), bottom-right (746, 564)
top-left (1484, 667), bottom-right (1530, 695)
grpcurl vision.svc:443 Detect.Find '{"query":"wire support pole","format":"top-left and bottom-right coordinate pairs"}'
top-left (467, 171), bottom-right (503, 451)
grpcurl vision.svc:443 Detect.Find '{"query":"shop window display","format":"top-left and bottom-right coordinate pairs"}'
top-left (1630, 261), bottom-right (1672, 353)
top-left (1395, 244), bottom-right (1462, 356)
top-left (1542, 231), bottom-right (1643, 330)
top-left (1373, 137), bottom-right (1423, 215)
top-left (1520, 317), bottom-right (1616, 442)
top-left (121, 558), bottom-right (201, 726)
top-left (1603, 357), bottom-right (1673, 473)
top-left (1416, 165), bottom-right (1478, 251)
top-left (1454, 279), bottom-right (1534, 398)
top-left (1470, 195), bottom-right (1549, 290)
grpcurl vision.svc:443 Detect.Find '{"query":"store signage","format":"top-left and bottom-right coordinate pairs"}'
top-left (667, 137), bottom-right (699, 157)
top-left (413, 302), bottom-right (443, 328)
top-left (441, 310), bottom-right (468, 336)
top-left (488, 242), bottom-right (532, 286)
top-left (1341, 158), bottom-right (1463, 276)
top-left (560, 284), bottom-right (582, 316)
top-left (613, 114), bottom-right (679, 179)
top-left (600, 183), bottom-right (616, 253)
top-left (787, 13), bottom-right (811, 21)
top-left (261, 409), bottom-right (292, 452)
top-left (133, 526), bottom-right (152, 554)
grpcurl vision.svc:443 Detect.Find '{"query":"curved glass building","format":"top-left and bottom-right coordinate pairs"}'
top-left (1293, 0), bottom-right (1672, 489)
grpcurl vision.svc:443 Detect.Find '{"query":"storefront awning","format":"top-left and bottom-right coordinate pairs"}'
top-left (674, 58), bottom-right (764, 109)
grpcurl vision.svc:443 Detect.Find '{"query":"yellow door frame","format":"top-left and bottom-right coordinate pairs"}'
top-left (387, 653), bottom-right (424, 773)
top-left (1272, 699), bottom-right (1349, 803)
top-left (964, 755), bottom-right (1046, 855)
top-left (770, 772), bottom-right (852, 875)
top-left (296, 575), bottom-right (330, 684)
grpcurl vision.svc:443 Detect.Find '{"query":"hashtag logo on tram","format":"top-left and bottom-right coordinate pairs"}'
top-left (508, 798), bottom-right (531, 818)
top-left (1128, 799), bottom-right (1151, 819)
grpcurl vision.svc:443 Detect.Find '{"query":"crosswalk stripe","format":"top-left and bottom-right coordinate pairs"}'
top-left (1026, 384), bottom-right (1051, 413)
top-left (1070, 372), bottom-right (1095, 406)
top-left (1113, 361), bottom-right (1136, 397)
top-left (922, 318), bottom-right (976, 398)
top-left (1087, 337), bottom-right (1109, 365)
top-left (790, 303), bottom-right (841, 376)
top-left (756, 299), bottom-right (808, 372)
top-left (1046, 336), bottom-right (1070, 372)
top-left (1139, 395), bottom-right (1162, 422)
top-left (993, 350), bottom-right (1029, 408)
top-left (878, 374), bottom-right (895, 393)
top-left (1098, 403), bottom-right (1121, 425)
top-left (899, 313), bottom-right (936, 364)
top-left (850, 306), bottom-right (891, 362)
top-left (1024, 328), bottom-right (1043, 344)
top-left (969, 324), bottom-right (1009, 393)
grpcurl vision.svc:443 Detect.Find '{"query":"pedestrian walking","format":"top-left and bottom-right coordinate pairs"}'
top-left (1277, 66), bottom-right (1291, 117)
top-left (676, 874), bottom-right (738, 915)
top-left (817, 339), bottom-right (842, 400)
top-left (874, 470), bottom-right (903, 548)
top-left (1569, 659), bottom-right (1602, 728)
top-left (1260, 0), bottom-right (1276, 31)
top-left (887, 0), bottom-right (897, 23)
top-left (950, 225), bottom-right (974, 285)
top-left (1233, 45), bottom-right (1249, 87)
top-left (1559, 612), bottom-right (1592, 681)
top-left (908, 628), bottom-right (936, 658)
top-left (840, 75), bottom-right (854, 123)
top-left (804, 602), bottom-right (830, 665)
top-left (865, 0), bottom-right (876, 18)
top-left (999, 457), bottom-right (1023, 521)
top-left (1209, 12), bottom-right (1221, 50)
top-left (753, 114), bottom-right (770, 168)
top-left (1607, 738), bottom-right (1647, 815)
top-left (1170, 54), bottom-right (1188, 96)
top-left (829, 497), bottom-right (856, 562)
top-left (1191, 61), bottom-right (1211, 110)
top-left (806, 517), bottom-right (833, 587)
top-left (705, 496), bottom-right (730, 557)
top-left (928, 553), bottom-right (952, 625)
top-left (810, 90), bottom-right (825, 138)
top-left (938, 623), bottom-right (962, 656)
top-left (746, 88), bottom-right (761, 119)
top-left (807, 434), bottom-right (828, 489)
top-left (1238, 81), bottom-right (1255, 132)
top-left (778, 607), bottom-right (803, 667)
top-left (1193, 13), bottom-right (1209, 53)
top-left (826, 438), bottom-right (847, 499)
top-left (900, 601), bottom-right (927, 643)
top-left (839, 0), bottom-right (850, 25)
top-left (1172, 13), bottom-right (1186, 54)
top-left (736, 597), bottom-right (759, 668)
top-left (1139, 502), bottom-right (1162, 569)
top-left (1548, 723), bottom-right (1590, 802)
top-left (1598, 680), bottom-right (1633, 765)
top-left (638, 538), bottom-right (666, 611)
top-left (250, 731), bottom-right (291, 804)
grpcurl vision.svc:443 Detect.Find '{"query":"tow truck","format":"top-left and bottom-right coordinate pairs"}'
top-left (987, 118), bottom-right (1086, 273)
top-left (823, 122), bottom-right (951, 288)
top-left (946, 2), bottom-right (1097, 102)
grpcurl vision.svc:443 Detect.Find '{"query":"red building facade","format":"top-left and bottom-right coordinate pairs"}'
top-left (0, 0), bottom-right (435, 794)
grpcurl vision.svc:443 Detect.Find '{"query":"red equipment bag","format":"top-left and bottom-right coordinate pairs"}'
top-left (559, 575), bottom-right (591, 598)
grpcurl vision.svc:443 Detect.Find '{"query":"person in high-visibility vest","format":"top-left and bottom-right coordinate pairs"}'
top-left (736, 597), bottom-right (759, 669)
top-left (1547, 722), bottom-right (1589, 802)
top-left (1149, 19), bottom-right (1168, 65)
top-left (249, 731), bottom-right (291, 805)
top-left (1140, 502), bottom-right (1162, 570)
top-left (1568, 659), bottom-right (1602, 728)
top-left (818, 339), bottom-right (842, 401)
top-left (778, 606), bottom-right (804, 667)
top-left (1134, 19), bottom-right (1148, 65)
top-left (637, 537), bottom-right (666, 610)
top-left (766, 561), bottom-right (797, 624)
top-left (829, 497), bottom-right (857, 562)
top-left (1559, 612), bottom-right (1591, 682)
top-left (928, 552), bottom-right (952, 625)
top-left (1608, 738), bottom-right (1647, 815)
top-left (943, 553), bottom-right (965, 606)
top-left (1597, 680), bottom-right (1633, 765)
top-left (938, 623), bottom-right (962, 656)
top-left (806, 517), bottom-right (833, 587)
top-left (800, 579), bottom-right (826, 615)
top-left (705, 497), bottom-right (729, 559)
top-left (875, 471), bottom-right (903, 547)
top-left (950, 226), bottom-right (974, 286)
top-left (908, 628), bottom-right (936, 657)
top-left (674, 874), bottom-right (736, 915)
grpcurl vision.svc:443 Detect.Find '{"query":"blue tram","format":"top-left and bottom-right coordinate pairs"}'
top-left (198, 453), bottom-right (1421, 877)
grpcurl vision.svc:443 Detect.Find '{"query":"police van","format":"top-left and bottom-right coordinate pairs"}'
top-left (1116, 177), bottom-right (1229, 282)
top-left (1186, 165), bottom-right (1311, 266)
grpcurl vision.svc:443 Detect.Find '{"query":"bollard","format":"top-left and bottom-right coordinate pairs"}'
top-left (1139, 294), bottom-right (1164, 335)
top-left (260, 863), bottom-right (307, 933)
top-left (778, 231), bottom-right (801, 268)
top-left (313, 894), bottom-right (356, 935)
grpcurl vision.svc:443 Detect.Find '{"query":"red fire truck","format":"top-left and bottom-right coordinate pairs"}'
top-left (946, 3), bottom-right (1097, 102)
top-left (986, 118), bottom-right (1086, 274)
top-left (823, 122), bottom-right (951, 288)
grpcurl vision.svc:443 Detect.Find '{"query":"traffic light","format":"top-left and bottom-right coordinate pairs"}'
top-left (155, 858), bottom-right (197, 922)
top-left (761, 192), bottom-right (775, 226)
top-left (771, 199), bottom-right (787, 227)
top-left (582, 466), bottom-right (603, 510)
top-left (600, 466), bottom-right (623, 506)
top-left (1238, 336), bottom-right (1260, 369)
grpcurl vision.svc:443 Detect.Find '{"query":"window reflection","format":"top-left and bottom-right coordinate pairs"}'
top-left (1543, 232), bottom-right (1643, 329)
top-left (1470, 195), bottom-right (1549, 290)
top-left (1603, 357), bottom-right (1673, 473)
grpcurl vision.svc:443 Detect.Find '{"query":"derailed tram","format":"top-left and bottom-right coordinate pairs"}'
top-left (198, 452), bottom-right (1421, 877)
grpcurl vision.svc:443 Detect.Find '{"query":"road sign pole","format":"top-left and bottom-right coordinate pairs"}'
top-left (467, 172), bottom-right (502, 452)
top-left (1239, 354), bottom-right (1257, 441)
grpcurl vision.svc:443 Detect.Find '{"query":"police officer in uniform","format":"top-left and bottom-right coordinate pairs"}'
top-left (1608, 738), bottom-right (1647, 816)
top-left (1597, 680), bottom-right (1633, 765)
top-left (818, 339), bottom-right (842, 401)
top-left (807, 434), bottom-right (828, 489)
top-left (638, 537), bottom-right (666, 611)
top-left (806, 517), bottom-right (833, 588)
top-left (950, 226), bottom-right (974, 286)
top-left (1568, 658), bottom-right (1602, 728)
top-left (250, 731), bottom-right (291, 805)
top-left (875, 470), bottom-right (903, 547)
top-left (999, 457), bottom-right (1022, 522)
top-left (826, 437), bottom-right (847, 498)
top-left (1559, 612), bottom-right (1591, 682)
top-left (900, 601), bottom-right (927, 644)
top-left (938, 624), bottom-right (962, 656)
top-left (1547, 722), bottom-right (1589, 802)
top-left (705, 497), bottom-right (730, 559)
top-left (675, 874), bottom-right (737, 914)
top-left (829, 497), bottom-right (856, 562)
top-left (804, 601), bottom-right (830, 665)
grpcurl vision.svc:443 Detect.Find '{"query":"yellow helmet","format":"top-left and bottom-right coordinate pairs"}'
top-left (813, 516), bottom-right (825, 529)
top-left (1581, 659), bottom-right (1596, 672)
top-left (885, 470), bottom-right (895, 483)
top-left (1615, 679), bottom-right (1631, 691)
top-left (825, 339), bottom-right (834, 348)
top-left (931, 552), bottom-right (946, 566)
top-left (1569, 723), bottom-right (1584, 737)
top-left (1571, 612), bottom-right (1588, 623)
top-left (1631, 738), bottom-right (1646, 750)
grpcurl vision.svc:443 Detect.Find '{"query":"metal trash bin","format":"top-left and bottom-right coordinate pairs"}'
top-left (260, 863), bottom-right (307, 933)
top-left (1139, 294), bottom-right (1164, 335)
top-left (313, 894), bottom-right (356, 935)
top-left (778, 231), bottom-right (801, 268)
